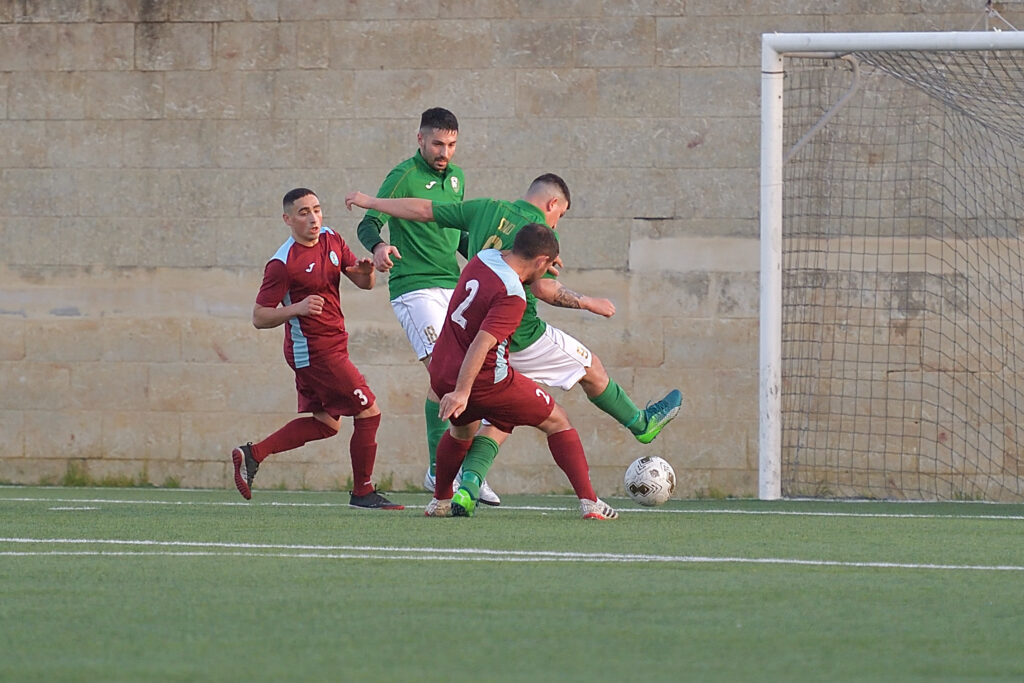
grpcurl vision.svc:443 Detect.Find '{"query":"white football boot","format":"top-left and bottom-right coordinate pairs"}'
top-left (423, 468), bottom-right (462, 495)
top-left (424, 497), bottom-right (452, 517)
top-left (580, 498), bottom-right (618, 520)
top-left (477, 478), bottom-right (501, 506)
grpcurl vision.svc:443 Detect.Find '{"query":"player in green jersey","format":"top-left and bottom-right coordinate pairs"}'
top-left (354, 108), bottom-right (499, 505)
top-left (345, 174), bottom-right (682, 514)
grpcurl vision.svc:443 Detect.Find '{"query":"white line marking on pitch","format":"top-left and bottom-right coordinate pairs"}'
top-left (1, 537), bottom-right (1022, 571)
top-left (47, 506), bottom-right (99, 511)
top-left (3, 496), bottom-right (1024, 520)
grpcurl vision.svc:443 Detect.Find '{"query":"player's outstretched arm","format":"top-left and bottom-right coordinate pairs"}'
top-left (439, 330), bottom-right (498, 420)
top-left (530, 279), bottom-right (615, 318)
top-left (343, 257), bottom-right (376, 290)
top-left (344, 191), bottom-right (435, 222)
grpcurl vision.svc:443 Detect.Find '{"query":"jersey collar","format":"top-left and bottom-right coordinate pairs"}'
top-left (511, 199), bottom-right (549, 226)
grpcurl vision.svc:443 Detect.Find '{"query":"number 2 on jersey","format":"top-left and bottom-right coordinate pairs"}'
top-left (450, 279), bottom-right (479, 329)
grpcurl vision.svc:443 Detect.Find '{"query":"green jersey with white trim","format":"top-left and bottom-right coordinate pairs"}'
top-left (357, 150), bottom-right (465, 300)
top-left (431, 198), bottom-right (557, 352)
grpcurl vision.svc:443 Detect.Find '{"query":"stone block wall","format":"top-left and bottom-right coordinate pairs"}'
top-left (0, 0), bottom-right (1011, 497)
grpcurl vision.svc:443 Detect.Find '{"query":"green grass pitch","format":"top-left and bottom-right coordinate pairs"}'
top-left (3, 486), bottom-right (1024, 681)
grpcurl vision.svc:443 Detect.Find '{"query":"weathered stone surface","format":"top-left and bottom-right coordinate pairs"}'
top-left (2, 3), bottom-right (1009, 496)
top-left (9, 72), bottom-right (87, 119)
top-left (84, 72), bottom-right (164, 119)
top-left (134, 22), bottom-right (213, 71)
top-left (57, 23), bottom-right (134, 71)
top-left (164, 72), bottom-right (245, 119)
top-left (0, 24), bottom-right (58, 70)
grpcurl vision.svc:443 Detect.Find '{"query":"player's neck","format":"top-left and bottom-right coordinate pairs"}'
top-left (502, 253), bottom-right (532, 283)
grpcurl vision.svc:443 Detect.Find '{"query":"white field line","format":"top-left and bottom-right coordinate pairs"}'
top-left (0, 537), bottom-right (1022, 571)
top-left (3, 495), bottom-right (1024, 520)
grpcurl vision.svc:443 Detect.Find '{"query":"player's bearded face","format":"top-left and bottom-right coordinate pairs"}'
top-left (418, 129), bottom-right (458, 172)
top-left (524, 256), bottom-right (555, 285)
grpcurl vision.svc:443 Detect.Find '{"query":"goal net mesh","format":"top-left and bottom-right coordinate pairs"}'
top-left (781, 47), bottom-right (1024, 500)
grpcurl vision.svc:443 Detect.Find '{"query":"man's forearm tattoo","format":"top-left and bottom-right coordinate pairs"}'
top-left (552, 284), bottom-right (584, 309)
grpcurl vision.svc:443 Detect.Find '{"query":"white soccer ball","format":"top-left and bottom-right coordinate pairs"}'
top-left (624, 456), bottom-right (676, 506)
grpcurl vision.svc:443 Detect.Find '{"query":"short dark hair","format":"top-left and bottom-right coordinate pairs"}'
top-left (419, 107), bottom-right (459, 133)
top-left (283, 187), bottom-right (317, 212)
top-left (512, 223), bottom-right (560, 260)
top-left (528, 173), bottom-right (571, 211)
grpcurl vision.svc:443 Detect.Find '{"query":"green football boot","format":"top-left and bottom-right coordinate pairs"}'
top-left (635, 389), bottom-right (683, 444)
top-left (451, 487), bottom-right (477, 517)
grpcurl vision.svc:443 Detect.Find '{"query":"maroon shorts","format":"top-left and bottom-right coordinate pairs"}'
top-left (294, 353), bottom-right (375, 418)
top-left (433, 370), bottom-right (555, 433)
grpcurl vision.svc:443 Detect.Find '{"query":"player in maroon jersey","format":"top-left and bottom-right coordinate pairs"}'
top-left (230, 188), bottom-right (403, 510)
top-left (425, 223), bottom-right (618, 520)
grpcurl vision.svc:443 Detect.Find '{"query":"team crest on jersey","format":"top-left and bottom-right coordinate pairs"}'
top-left (450, 176), bottom-right (459, 192)
top-left (329, 251), bottom-right (339, 267)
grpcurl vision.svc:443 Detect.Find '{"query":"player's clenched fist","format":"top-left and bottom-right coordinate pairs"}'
top-left (297, 294), bottom-right (325, 316)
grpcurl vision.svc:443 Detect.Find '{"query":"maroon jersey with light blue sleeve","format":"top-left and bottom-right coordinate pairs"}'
top-left (256, 227), bottom-right (356, 370)
top-left (429, 249), bottom-right (556, 432)
top-left (428, 249), bottom-right (527, 394)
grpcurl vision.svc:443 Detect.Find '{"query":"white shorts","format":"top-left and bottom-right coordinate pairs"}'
top-left (509, 324), bottom-right (593, 391)
top-left (391, 288), bottom-right (454, 360)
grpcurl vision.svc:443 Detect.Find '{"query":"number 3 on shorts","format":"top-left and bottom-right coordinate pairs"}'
top-left (353, 388), bottom-right (368, 406)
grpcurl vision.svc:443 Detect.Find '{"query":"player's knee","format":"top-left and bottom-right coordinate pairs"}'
top-left (539, 404), bottom-right (573, 434)
top-left (354, 401), bottom-right (381, 419)
top-left (311, 410), bottom-right (341, 433)
top-left (579, 358), bottom-right (608, 392)
top-left (314, 418), bottom-right (340, 438)
top-left (449, 423), bottom-right (475, 442)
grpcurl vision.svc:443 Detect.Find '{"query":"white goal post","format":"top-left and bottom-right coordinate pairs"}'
top-left (760, 31), bottom-right (1024, 500)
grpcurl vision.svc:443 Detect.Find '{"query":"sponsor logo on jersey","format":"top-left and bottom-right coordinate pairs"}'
top-left (306, 263), bottom-right (315, 272)
top-left (425, 181), bottom-right (438, 189)
top-left (329, 251), bottom-right (339, 267)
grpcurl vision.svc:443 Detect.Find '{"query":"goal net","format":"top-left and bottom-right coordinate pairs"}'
top-left (760, 32), bottom-right (1024, 501)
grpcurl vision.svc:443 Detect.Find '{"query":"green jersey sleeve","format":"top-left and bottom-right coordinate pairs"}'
top-left (430, 200), bottom-right (471, 230)
top-left (356, 214), bottom-right (385, 254)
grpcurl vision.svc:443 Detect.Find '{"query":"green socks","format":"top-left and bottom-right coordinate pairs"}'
top-left (589, 379), bottom-right (646, 435)
top-left (425, 398), bottom-right (449, 475)
top-left (459, 436), bottom-right (500, 499)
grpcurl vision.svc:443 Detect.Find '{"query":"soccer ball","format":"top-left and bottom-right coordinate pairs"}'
top-left (624, 456), bottom-right (676, 506)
